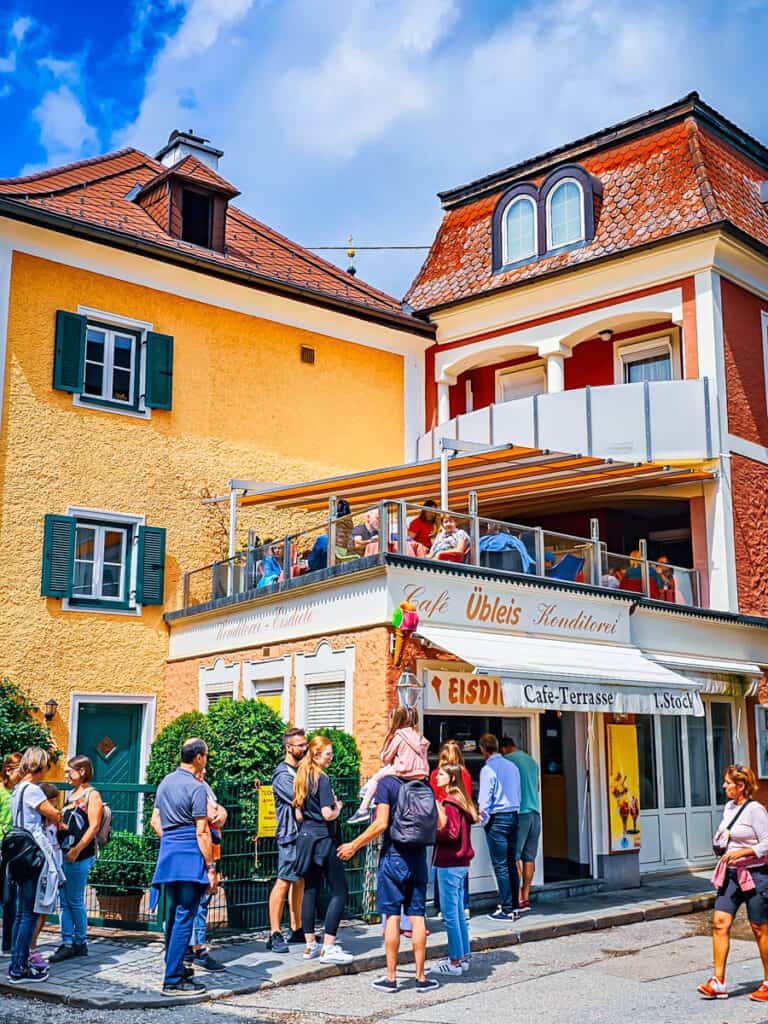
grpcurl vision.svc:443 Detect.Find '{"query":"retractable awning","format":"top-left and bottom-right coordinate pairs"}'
top-left (643, 653), bottom-right (764, 697)
top-left (419, 624), bottom-right (704, 716)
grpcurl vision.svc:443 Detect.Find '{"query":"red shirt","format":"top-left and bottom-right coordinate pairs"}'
top-left (430, 766), bottom-right (473, 803)
top-left (408, 515), bottom-right (434, 549)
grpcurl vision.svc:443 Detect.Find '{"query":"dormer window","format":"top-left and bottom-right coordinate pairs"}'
top-left (491, 164), bottom-right (601, 272)
top-left (181, 187), bottom-right (213, 247)
top-left (546, 179), bottom-right (585, 249)
top-left (503, 195), bottom-right (537, 264)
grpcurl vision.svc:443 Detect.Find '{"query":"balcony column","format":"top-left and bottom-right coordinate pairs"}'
top-left (436, 377), bottom-right (452, 425)
top-left (545, 352), bottom-right (566, 393)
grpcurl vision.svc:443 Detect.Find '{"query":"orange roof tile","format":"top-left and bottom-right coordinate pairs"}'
top-left (0, 148), bottom-right (418, 324)
top-left (406, 96), bottom-right (768, 312)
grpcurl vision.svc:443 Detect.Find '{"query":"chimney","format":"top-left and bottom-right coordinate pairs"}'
top-left (155, 129), bottom-right (223, 171)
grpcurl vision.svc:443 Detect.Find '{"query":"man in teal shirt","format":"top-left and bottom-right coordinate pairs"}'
top-left (501, 737), bottom-right (540, 914)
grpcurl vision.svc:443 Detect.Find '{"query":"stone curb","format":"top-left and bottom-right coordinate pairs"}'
top-left (0, 891), bottom-right (715, 1009)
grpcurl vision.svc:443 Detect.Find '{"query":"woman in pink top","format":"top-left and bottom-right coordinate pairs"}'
top-left (698, 764), bottom-right (768, 1002)
top-left (347, 707), bottom-right (429, 825)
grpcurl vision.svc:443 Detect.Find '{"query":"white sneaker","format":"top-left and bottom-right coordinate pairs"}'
top-left (429, 959), bottom-right (463, 976)
top-left (460, 958), bottom-right (471, 973)
top-left (303, 942), bottom-right (322, 960)
top-left (320, 943), bottom-right (353, 964)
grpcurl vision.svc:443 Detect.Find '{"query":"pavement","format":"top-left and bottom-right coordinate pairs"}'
top-left (0, 871), bottom-right (717, 1010)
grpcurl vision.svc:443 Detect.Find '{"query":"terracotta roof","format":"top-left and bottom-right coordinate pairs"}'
top-left (406, 96), bottom-right (768, 312)
top-left (0, 148), bottom-right (418, 325)
top-left (136, 154), bottom-right (241, 198)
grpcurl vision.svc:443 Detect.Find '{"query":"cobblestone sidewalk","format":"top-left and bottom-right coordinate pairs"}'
top-left (0, 872), bottom-right (715, 1009)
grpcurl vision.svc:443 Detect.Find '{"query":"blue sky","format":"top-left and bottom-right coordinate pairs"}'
top-left (3, 0), bottom-right (768, 297)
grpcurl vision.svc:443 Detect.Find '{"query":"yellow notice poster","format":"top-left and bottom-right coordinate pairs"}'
top-left (258, 785), bottom-right (277, 838)
top-left (258, 694), bottom-right (282, 715)
top-left (606, 723), bottom-right (642, 852)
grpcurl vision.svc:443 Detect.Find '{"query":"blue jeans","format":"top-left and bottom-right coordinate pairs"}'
top-left (432, 866), bottom-right (469, 911)
top-left (10, 875), bottom-right (38, 978)
top-left (164, 882), bottom-right (206, 987)
top-left (2, 884), bottom-right (16, 954)
top-left (60, 856), bottom-right (94, 946)
top-left (484, 812), bottom-right (519, 914)
top-left (191, 890), bottom-right (211, 948)
top-left (437, 867), bottom-right (470, 961)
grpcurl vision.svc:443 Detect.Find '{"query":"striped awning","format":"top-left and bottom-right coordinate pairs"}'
top-left (237, 444), bottom-right (714, 514)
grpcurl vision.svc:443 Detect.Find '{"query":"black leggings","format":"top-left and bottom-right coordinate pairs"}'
top-left (301, 846), bottom-right (348, 939)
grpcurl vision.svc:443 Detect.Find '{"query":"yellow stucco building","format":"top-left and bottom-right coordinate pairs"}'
top-left (0, 131), bottom-right (431, 780)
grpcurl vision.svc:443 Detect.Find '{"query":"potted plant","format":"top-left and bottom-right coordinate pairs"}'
top-left (89, 830), bottom-right (156, 921)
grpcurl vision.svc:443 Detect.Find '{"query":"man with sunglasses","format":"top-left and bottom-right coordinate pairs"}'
top-left (267, 728), bottom-right (308, 953)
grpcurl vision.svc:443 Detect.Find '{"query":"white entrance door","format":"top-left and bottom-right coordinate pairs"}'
top-left (638, 700), bottom-right (737, 871)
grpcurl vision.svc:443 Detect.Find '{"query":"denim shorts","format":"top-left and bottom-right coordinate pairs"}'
top-left (515, 812), bottom-right (542, 863)
top-left (376, 847), bottom-right (428, 918)
top-left (276, 841), bottom-right (301, 882)
top-left (715, 866), bottom-right (768, 924)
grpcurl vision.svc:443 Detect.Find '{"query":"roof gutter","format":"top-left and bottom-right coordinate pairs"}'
top-left (0, 196), bottom-right (435, 339)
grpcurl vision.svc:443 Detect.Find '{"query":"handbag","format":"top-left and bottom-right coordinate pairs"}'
top-left (713, 800), bottom-right (752, 857)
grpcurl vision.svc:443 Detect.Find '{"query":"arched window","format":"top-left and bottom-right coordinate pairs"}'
top-left (547, 179), bottom-right (585, 249)
top-left (502, 195), bottom-right (537, 265)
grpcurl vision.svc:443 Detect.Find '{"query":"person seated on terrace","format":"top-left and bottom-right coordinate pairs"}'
top-left (334, 499), bottom-right (354, 553)
top-left (408, 500), bottom-right (439, 549)
top-left (350, 507), bottom-right (379, 552)
top-left (307, 499), bottom-right (355, 571)
top-left (257, 541), bottom-right (284, 588)
top-left (620, 550), bottom-right (667, 596)
top-left (429, 514), bottom-right (470, 561)
top-left (479, 521), bottom-right (535, 573)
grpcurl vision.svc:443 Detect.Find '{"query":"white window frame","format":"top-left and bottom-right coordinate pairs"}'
top-left (546, 178), bottom-right (585, 251)
top-left (73, 522), bottom-right (128, 604)
top-left (62, 506), bottom-right (145, 616)
top-left (756, 703), bottom-right (768, 779)
top-left (198, 657), bottom-right (241, 712)
top-left (74, 305), bottom-right (152, 421)
top-left (83, 324), bottom-right (138, 407)
top-left (243, 654), bottom-right (291, 721)
top-left (495, 361), bottom-right (546, 404)
top-left (615, 335), bottom-right (678, 385)
top-left (295, 641), bottom-right (354, 733)
top-left (501, 194), bottom-right (537, 265)
top-left (761, 311), bottom-right (768, 417)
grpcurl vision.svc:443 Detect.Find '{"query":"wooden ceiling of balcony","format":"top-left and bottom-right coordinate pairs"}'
top-left (237, 445), bottom-right (714, 516)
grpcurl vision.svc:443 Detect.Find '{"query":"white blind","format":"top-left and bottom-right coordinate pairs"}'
top-left (206, 689), bottom-right (234, 707)
top-left (304, 680), bottom-right (346, 730)
top-left (498, 365), bottom-right (546, 402)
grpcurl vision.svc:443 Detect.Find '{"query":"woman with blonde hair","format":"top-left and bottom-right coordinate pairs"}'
top-left (699, 765), bottom-right (768, 1002)
top-left (430, 764), bottom-right (477, 977)
top-left (1, 753), bottom-right (23, 956)
top-left (293, 736), bottom-right (352, 965)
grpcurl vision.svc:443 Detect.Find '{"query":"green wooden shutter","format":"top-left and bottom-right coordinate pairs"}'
top-left (145, 332), bottom-right (174, 410)
top-left (53, 311), bottom-right (86, 392)
top-left (136, 526), bottom-right (166, 605)
top-left (41, 514), bottom-right (76, 598)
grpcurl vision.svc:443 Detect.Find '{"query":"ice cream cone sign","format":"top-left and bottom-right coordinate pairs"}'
top-left (392, 601), bottom-right (419, 667)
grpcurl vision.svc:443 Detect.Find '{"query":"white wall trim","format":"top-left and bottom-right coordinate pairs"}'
top-left (68, 692), bottom-right (157, 783)
top-left (243, 654), bottom-right (292, 722)
top-left (728, 433), bottom-right (768, 466)
top-left (0, 243), bottom-right (12, 441)
top-left (198, 657), bottom-right (241, 712)
top-left (294, 640), bottom-right (355, 733)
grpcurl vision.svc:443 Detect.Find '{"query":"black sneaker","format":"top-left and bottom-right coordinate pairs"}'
top-left (7, 965), bottom-right (49, 983)
top-left (371, 976), bottom-right (398, 993)
top-left (268, 931), bottom-right (289, 953)
top-left (162, 978), bottom-right (205, 996)
top-left (287, 928), bottom-right (306, 944)
top-left (415, 977), bottom-right (440, 992)
top-left (488, 909), bottom-right (518, 922)
top-left (49, 944), bottom-right (76, 963)
top-left (192, 951), bottom-right (226, 972)
top-left (72, 943), bottom-right (88, 957)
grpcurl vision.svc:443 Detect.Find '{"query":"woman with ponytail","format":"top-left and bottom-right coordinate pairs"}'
top-left (293, 736), bottom-right (353, 965)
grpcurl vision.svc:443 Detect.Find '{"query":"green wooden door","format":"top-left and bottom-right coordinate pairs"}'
top-left (75, 702), bottom-right (143, 833)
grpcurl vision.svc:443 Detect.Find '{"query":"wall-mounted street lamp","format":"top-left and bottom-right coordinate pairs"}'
top-left (44, 698), bottom-right (59, 723)
top-left (396, 670), bottom-right (422, 709)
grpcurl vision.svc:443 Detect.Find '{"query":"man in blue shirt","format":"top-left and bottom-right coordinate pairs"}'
top-left (478, 733), bottom-right (521, 921)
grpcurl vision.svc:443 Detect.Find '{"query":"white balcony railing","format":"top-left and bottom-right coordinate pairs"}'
top-left (416, 378), bottom-right (714, 464)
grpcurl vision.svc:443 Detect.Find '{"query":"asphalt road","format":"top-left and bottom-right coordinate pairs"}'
top-left (3, 913), bottom-right (768, 1024)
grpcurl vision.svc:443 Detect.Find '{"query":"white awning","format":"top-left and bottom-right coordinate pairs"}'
top-left (643, 653), bottom-right (764, 697)
top-left (418, 625), bottom-right (704, 716)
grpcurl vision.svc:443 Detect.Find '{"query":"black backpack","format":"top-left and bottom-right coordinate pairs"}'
top-left (0, 785), bottom-right (46, 883)
top-left (389, 779), bottom-right (437, 847)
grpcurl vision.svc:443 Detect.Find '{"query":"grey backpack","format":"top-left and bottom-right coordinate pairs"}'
top-left (389, 780), bottom-right (437, 847)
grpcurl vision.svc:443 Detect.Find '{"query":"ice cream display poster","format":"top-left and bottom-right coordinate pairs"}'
top-left (606, 723), bottom-right (642, 852)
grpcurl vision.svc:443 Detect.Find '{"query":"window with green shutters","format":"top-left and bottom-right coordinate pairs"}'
top-left (53, 309), bottom-right (173, 415)
top-left (41, 513), bottom-right (166, 610)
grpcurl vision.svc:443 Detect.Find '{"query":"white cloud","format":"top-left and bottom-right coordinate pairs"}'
top-left (0, 83), bottom-right (11, 98)
top-left (0, 53), bottom-right (14, 73)
top-left (10, 16), bottom-right (33, 44)
top-left (32, 85), bottom-right (98, 165)
top-left (165, 0), bottom-right (256, 59)
top-left (38, 56), bottom-right (79, 82)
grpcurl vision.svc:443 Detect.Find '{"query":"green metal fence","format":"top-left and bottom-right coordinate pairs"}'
top-left (3, 776), bottom-right (376, 935)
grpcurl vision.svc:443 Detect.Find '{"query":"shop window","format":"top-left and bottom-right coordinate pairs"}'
top-left (686, 714), bottom-right (711, 807)
top-left (635, 715), bottom-right (658, 811)
top-left (756, 705), bottom-right (768, 779)
top-left (711, 702), bottom-right (734, 802)
top-left (660, 716), bottom-right (685, 808)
